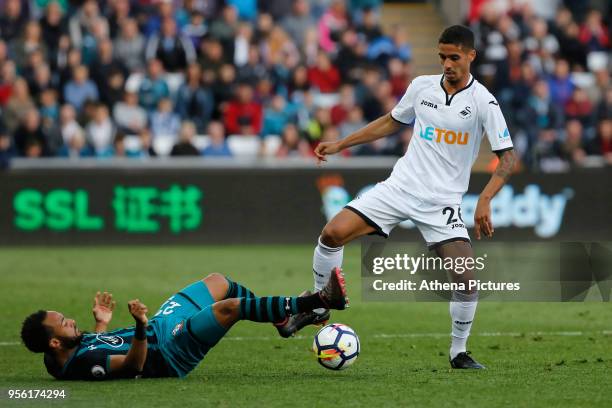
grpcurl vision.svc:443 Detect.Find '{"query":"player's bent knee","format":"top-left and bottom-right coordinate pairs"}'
top-left (320, 224), bottom-right (347, 247)
top-left (203, 273), bottom-right (230, 301)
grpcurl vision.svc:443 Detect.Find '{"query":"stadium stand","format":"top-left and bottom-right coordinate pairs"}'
top-left (0, 0), bottom-right (609, 172)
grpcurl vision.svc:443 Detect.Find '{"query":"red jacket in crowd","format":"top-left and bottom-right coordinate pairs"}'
top-left (224, 101), bottom-right (263, 135)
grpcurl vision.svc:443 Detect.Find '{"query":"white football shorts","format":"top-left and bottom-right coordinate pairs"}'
top-left (344, 181), bottom-right (471, 249)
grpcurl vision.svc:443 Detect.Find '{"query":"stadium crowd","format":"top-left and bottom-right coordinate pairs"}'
top-left (0, 0), bottom-right (609, 172)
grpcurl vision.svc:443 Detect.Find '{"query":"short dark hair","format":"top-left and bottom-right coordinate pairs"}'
top-left (21, 310), bottom-right (52, 353)
top-left (438, 25), bottom-right (475, 50)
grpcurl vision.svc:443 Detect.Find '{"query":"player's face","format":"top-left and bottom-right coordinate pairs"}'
top-left (438, 43), bottom-right (475, 85)
top-left (44, 311), bottom-right (81, 342)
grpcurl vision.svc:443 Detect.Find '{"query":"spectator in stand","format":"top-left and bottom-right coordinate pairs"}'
top-left (202, 121), bottom-right (232, 157)
top-left (68, 0), bottom-right (104, 61)
top-left (276, 123), bottom-right (311, 158)
top-left (578, 10), bottom-right (609, 52)
top-left (85, 104), bottom-right (115, 157)
top-left (57, 48), bottom-right (82, 92)
top-left (198, 37), bottom-right (226, 77)
top-left (519, 79), bottom-right (564, 158)
top-left (591, 119), bottom-right (612, 164)
top-left (151, 98), bottom-right (181, 137)
top-left (113, 91), bottom-right (148, 134)
top-left (0, 126), bottom-right (15, 168)
top-left (524, 17), bottom-right (559, 74)
top-left (0, 60), bottom-right (17, 107)
top-left (29, 63), bottom-right (55, 102)
top-left (63, 65), bottom-right (99, 113)
top-left (227, 0), bottom-right (257, 22)
top-left (237, 45), bottom-right (267, 84)
top-left (137, 128), bottom-right (157, 158)
top-left (90, 39), bottom-right (127, 98)
top-left (10, 20), bottom-right (48, 71)
top-left (335, 28), bottom-right (370, 82)
top-left (138, 59), bottom-right (170, 112)
top-left (331, 85), bottom-right (356, 126)
top-left (0, 0), bottom-right (27, 43)
top-left (339, 106), bottom-right (367, 140)
top-left (112, 132), bottom-right (128, 157)
top-left (209, 5), bottom-right (239, 56)
top-left (388, 58), bottom-right (411, 99)
top-left (39, 2), bottom-right (67, 62)
top-left (553, 12), bottom-right (587, 69)
top-left (170, 120), bottom-right (200, 156)
top-left (223, 83), bottom-right (262, 135)
top-left (175, 63), bottom-right (214, 133)
top-left (13, 108), bottom-right (48, 157)
top-left (182, 11), bottom-right (208, 49)
top-left (367, 25), bottom-right (412, 65)
top-left (106, 0), bottom-right (131, 39)
top-left (58, 127), bottom-right (92, 158)
top-left (597, 87), bottom-right (612, 122)
top-left (357, 8), bottom-right (383, 42)
top-left (4, 78), bottom-right (36, 134)
top-left (211, 63), bottom-right (237, 116)
top-left (39, 88), bottom-right (59, 123)
top-left (307, 51), bottom-right (341, 94)
top-left (281, 0), bottom-right (314, 49)
top-left (565, 87), bottom-right (595, 131)
top-left (0, 41), bottom-right (8, 72)
top-left (101, 69), bottom-right (126, 109)
top-left (59, 104), bottom-right (87, 155)
top-left (261, 94), bottom-right (294, 137)
top-left (145, 17), bottom-right (196, 73)
top-left (318, 0), bottom-right (349, 53)
top-left (305, 107), bottom-right (332, 144)
top-left (258, 0), bottom-right (293, 21)
top-left (113, 18), bottom-right (146, 72)
top-left (547, 59), bottom-right (574, 107)
top-left (21, 50), bottom-right (46, 96)
top-left (562, 119), bottom-right (587, 166)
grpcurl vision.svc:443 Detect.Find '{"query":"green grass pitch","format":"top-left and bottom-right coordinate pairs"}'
top-left (1, 245), bottom-right (611, 407)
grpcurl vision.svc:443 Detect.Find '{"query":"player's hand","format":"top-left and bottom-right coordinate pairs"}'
top-left (474, 197), bottom-right (494, 240)
top-left (93, 291), bottom-right (116, 325)
top-left (314, 141), bottom-right (341, 164)
top-left (128, 299), bottom-right (148, 325)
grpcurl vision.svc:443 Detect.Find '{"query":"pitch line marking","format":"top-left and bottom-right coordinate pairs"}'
top-left (1, 331), bottom-right (610, 346)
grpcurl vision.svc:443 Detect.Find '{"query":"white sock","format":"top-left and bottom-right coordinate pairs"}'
top-left (449, 290), bottom-right (478, 359)
top-left (313, 236), bottom-right (344, 313)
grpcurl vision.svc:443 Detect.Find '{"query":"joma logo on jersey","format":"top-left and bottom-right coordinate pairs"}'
top-left (420, 99), bottom-right (438, 109)
top-left (419, 126), bottom-right (469, 145)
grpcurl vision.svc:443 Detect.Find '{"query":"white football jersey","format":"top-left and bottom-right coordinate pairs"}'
top-left (389, 74), bottom-right (513, 205)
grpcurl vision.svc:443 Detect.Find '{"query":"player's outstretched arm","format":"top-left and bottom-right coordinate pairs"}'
top-left (92, 291), bottom-right (116, 333)
top-left (109, 299), bottom-right (149, 375)
top-left (314, 113), bottom-right (402, 163)
top-left (474, 149), bottom-right (517, 240)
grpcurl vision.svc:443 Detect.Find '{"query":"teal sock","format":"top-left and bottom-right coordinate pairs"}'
top-left (225, 278), bottom-right (256, 299)
top-left (239, 294), bottom-right (326, 323)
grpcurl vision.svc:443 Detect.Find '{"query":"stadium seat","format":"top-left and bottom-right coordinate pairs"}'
top-left (193, 135), bottom-right (211, 151)
top-left (312, 92), bottom-right (340, 109)
top-left (123, 135), bottom-right (142, 153)
top-left (227, 135), bottom-right (261, 157)
top-left (262, 135), bottom-right (282, 157)
top-left (152, 135), bottom-right (176, 156)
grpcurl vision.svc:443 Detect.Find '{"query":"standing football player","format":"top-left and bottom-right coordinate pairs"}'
top-left (276, 25), bottom-right (516, 369)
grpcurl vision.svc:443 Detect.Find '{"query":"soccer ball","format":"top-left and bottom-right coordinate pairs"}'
top-left (313, 323), bottom-right (360, 370)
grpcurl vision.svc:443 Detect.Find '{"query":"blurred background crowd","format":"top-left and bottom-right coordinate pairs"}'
top-left (0, 0), bottom-right (609, 172)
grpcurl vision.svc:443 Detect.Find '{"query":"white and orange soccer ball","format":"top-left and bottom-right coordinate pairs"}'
top-left (313, 323), bottom-right (360, 370)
